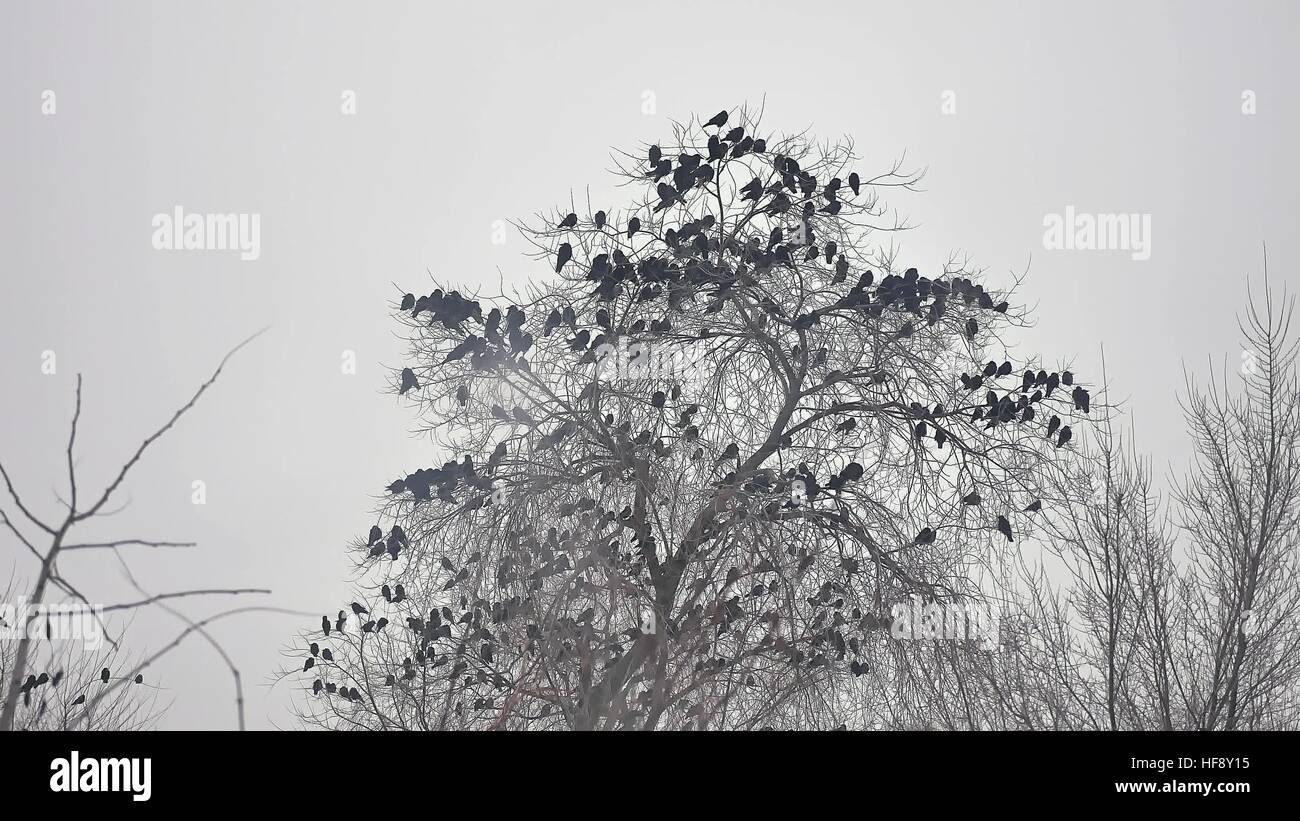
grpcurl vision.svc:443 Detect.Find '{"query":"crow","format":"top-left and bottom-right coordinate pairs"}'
top-left (704, 110), bottom-right (728, 128)
top-left (996, 516), bottom-right (1014, 542)
top-left (555, 242), bottom-right (573, 273)
top-left (399, 368), bottom-right (420, 395)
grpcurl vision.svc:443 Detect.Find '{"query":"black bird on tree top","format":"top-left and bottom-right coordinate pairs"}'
top-left (305, 105), bottom-right (1097, 731)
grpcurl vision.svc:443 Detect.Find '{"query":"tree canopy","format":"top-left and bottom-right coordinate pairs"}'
top-left (295, 107), bottom-right (1095, 730)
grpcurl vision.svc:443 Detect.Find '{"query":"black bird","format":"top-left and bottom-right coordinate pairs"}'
top-left (382, 584), bottom-right (392, 602)
top-left (399, 368), bottom-right (420, 395)
top-left (848, 172), bottom-right (861, 195)
top-left (558, 212), bottom-right (577, 229)
top-left (303, 658), bottom-right (315, 672)
top-left (368, 525), bottom-right (382, 545)
top-left (594, 210), bottom-right (606, 229)
top-left (915, 527), bottom-right (936, 545)
top-left (704, 110), bottom-right (728, 128)
top-left (961, 491), bottom-right (982, 505)
top-left (555, 242), bottom-right (573, 273)
top-left (133, 675), bottom-right (143, 685)
top-left (100, 668), bottom-right (110, 684)
top-left (996, 516), bottom-right (1014, 542)
top-left (72, 694), bottom-right (85, 706)
top-left (627, 217), bottom-right (641, 238)
top-left (1024, 500), bottom-right (1042, 513)
top-left (322, 649), bottom-right (334, 662)
top-left (1046, 415), bottom-right (1061, 438)
top-left (335, 611), bottom-right (347, 633)
top-left (455, 385), bottom-right (469, 405)
top-left (351, 601), bottom-right (369, 616)
top-left (714, 443), bottom-right (740, 466)
top-left (400, 293), bottom-right (415, 311)
top-left (965, 318), bottom-right (978, 340)
top-left (312, 679), bottom-right (323, 695)
top-left (1072, 386), bottom-right (1090, 413)
top-left (321, 616), bottom-right (331, 636)
top-left (310, 642), bottom-right (319, 657)
top-left (1056, 426), bottom-right (1072, 448)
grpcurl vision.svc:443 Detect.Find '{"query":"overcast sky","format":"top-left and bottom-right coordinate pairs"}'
top-left (1, 0), bottom-right (1296, 729)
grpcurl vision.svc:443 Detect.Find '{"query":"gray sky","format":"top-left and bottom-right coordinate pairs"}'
top-left (1, 0), bottom-right (1296, 728)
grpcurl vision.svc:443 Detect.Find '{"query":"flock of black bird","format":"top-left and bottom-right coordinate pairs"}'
top-left (14, 666), bottom-right (144, 717)
top-left (305, 110), bottom-right (1095, 705)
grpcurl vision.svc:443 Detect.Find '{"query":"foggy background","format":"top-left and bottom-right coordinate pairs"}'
top-left (0, 0), bottom-right (1295, 729)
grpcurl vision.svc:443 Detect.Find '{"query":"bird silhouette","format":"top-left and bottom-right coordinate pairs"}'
top-left (351, 602), bottom-right (369, 616)
top-left (1072, 386), bottom-right (1090, 413)
top-left (1056, 426), bottom-right (1072, 448)
top-left (1024, 500), bottom-right (1042, 513)
top-left (714, 443), bottom-right (740, 467)
top-left (704, 110), bottom-right (728, 128)
top-left (399, 368), bottom-right (420, 395)
top-left (996, 516), bottom-right (1014, 542)
top-left (321, 616), bottom-right (331, 636)
top-left (962, 491), bottom-right (982, 505)
top-left (555, 243), bottom-right (573, 273)
top-left (558, 212), bottom-right (577, 229)
top-left (100, 668), bottom-right (110, 684)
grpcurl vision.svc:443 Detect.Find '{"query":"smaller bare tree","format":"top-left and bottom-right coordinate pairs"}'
top-left (0, 331), bottom-right (274, 731)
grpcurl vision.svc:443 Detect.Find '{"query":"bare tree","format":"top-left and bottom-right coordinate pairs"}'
top-left (877, 266), bottom-right (1300, 732)
top-left (1173, 267), bottom-right (1300, 730)
top-left (294, 106), bottom-right (1096, 730)
top-left (0, 331), bottom-right (271, 731)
